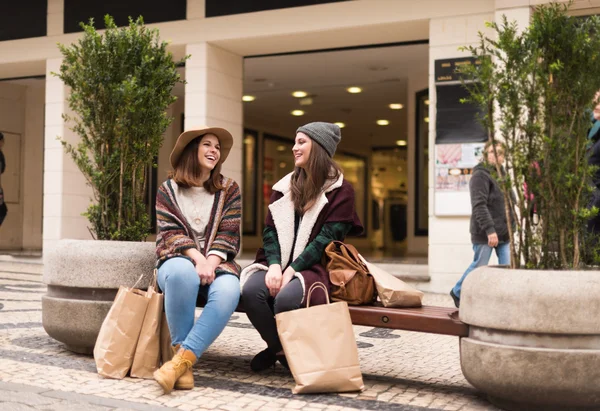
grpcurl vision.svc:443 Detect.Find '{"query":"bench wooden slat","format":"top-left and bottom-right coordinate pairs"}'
top-left (348, 305), bottom-right (468, 337)
top-left (199, 299), bottom-right (468, 337)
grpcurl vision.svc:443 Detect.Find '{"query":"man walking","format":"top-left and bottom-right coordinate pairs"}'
top-left (450, 142), bottom-right (511, 308)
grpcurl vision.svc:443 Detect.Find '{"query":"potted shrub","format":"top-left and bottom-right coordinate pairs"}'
top-left (456, 3), bottom-right (600, 410)
top-left (42, 15), bottom-right (186, 353)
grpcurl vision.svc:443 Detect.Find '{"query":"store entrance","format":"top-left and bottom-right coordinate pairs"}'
top-left (241, 43), bottom-right (429, 258)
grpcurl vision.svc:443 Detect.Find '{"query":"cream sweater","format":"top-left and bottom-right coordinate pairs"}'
top-left (174, 185), bottom-right (227, 261)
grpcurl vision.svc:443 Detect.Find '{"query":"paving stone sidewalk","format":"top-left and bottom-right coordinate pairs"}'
top-left (0, 270), bottom-right (499, 411)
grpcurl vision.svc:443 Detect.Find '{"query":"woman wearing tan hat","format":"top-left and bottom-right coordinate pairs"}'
top-left (153, 126), bottom-right (242, 393)
top-left (240, 122), bottom-right (363, 372)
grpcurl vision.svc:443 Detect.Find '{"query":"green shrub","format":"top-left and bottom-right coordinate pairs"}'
top-left (460, 2), bottom-right (600, 268)
top-left (55, 15), bottom-right (186, 241)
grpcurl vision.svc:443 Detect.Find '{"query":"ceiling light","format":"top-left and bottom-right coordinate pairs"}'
top-left (425, 99), bottom-right (430, 105)
top-left (334, 122), bottom-right (345, 128)
top-left (389, 103), bottom-right (404, 110)
top-left (449, 168), bottom-right (462, 176)
top-left (396, 140), bottom-right (407, 146)
top-left (377, 119), bottom-right (390, 126)
top-left (277, 145), bottom-right (286, 152)
top-left (291, 110), bottom-right (305, 116)
top-left (242, 95), bottom-right (256, 102)
top-left (279, 162), bottom-right (287, 168)
top-left (347, 86), bottom-right (362, 94)
top-left (292, 91), bottom-right (308, 98)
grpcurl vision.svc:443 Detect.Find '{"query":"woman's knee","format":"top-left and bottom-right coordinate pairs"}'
top-left (273, 280), bottom-right (303, 314)
top-left (159, 257), bottom-right (199, 289)
top-left (210, 274), bottom-right (241, 309)
top-left (241, 271), bottom-right (268, 301)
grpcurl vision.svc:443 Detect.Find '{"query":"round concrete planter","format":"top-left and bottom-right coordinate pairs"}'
top-left (459, 266), bottom-right (600, 410)
top-left (42, 239), bottom-right (155, 354)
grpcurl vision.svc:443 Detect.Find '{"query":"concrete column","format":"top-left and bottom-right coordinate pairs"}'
top-left (427, 5), bottom-right (532, 292)
top-left (21, 82), bottom-right (45, 250)
top-left (426, 12), bottom-right (495, 293)
top-left (43, 58), bottom-right (92, 250)
top-left (184, 43), bottom-right (243, 188)
top-left (47, 0), bottom-right (64, 36)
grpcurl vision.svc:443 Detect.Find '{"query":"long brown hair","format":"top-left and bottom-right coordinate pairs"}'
top-left (169, 135), bottom-right (223, 193)
top-left (290, 141), bottom-right (342, 214)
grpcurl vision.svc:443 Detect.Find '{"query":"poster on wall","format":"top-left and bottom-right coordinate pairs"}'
top-left (434, 142), bottom-right (485, 216)
top-left (435, 143), bottom-right (484, 191)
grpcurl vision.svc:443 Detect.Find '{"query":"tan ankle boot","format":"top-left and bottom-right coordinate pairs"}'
top-left (171, 345), bottom-right (194, 390)
top-left (154, 348), bottom-right (196, 394)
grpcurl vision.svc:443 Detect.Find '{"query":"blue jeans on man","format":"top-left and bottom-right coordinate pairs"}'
top-left (452, 242), bottom-right (510, 301)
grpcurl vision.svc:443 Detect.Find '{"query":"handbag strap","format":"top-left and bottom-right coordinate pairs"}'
top-left (307, 282), bottom-right (330, 308)
top-left (337, 241), bottom-right (367, 270)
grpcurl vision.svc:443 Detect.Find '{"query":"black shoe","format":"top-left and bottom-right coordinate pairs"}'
top-left (450, 290), bottom-right (460, 308)
top-left (276, 353), bottom-right (290, 371)
top-left (250, 348), bottom-right (277, 372)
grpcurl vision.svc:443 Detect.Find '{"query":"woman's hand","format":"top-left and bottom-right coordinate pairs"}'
top-left (183, 248), bottom-right (215, 285)
top-left (265, 264), bottom-right (283, 297)
top-left (196, 261), bottom-right (215, 286)
top-left (280, 266), bottom-right (296, 291)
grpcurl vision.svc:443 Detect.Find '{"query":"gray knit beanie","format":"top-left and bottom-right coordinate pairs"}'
top-left (296, 122), bottom-right (341, 158)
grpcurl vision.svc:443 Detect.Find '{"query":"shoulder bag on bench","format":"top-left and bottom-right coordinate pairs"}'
top-left (324, 241), bottom-right (377, 305)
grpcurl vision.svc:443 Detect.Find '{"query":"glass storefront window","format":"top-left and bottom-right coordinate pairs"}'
top-left (335, 152), bottom-right (367, 234)
top-left (242, 129), bottom-right (258, 235)
top-left (415, 89), bottom-right (429, 235)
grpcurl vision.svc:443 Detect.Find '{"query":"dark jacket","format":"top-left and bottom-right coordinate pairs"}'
top-left (240, 172), bottom-right (363, 307)
top-left (470, 163), bottom-right (511, 244)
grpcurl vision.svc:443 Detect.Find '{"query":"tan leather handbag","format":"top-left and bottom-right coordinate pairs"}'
top-left (324, 241), bottom-right (376, 305)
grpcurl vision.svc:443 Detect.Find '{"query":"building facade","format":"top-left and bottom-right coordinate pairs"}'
top-left (0, 0), bottom-right (591, 292)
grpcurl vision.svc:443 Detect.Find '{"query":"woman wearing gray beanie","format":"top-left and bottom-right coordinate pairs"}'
top-left (240, 122), bottom-right (364, 372)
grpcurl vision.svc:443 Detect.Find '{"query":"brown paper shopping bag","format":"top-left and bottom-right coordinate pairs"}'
top-left (160, 311), bottom-right (173, 364)
top-left (276, 283), bottom-right (364, 394)
top-left (130, 270), bottom-right (164, 379)
top-left (359, 255), bottom-right (424, 308)
top-left (93, 274), bottom-right (152, 379)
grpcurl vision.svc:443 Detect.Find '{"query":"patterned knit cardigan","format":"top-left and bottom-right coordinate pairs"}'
top-left (155, 176), bottom-right (242, 277)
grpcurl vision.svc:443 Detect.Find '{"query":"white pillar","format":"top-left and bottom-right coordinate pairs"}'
top-left (426, 12), bottom-right (495, 293)
top-left (43, 59), bottom-right (93, 250)
top-left (184, 42), bottom-right (243, 187)
top-left (427, 4), bottom-right (532, 292)
top-left (47, 0), bottom-right (64, 36)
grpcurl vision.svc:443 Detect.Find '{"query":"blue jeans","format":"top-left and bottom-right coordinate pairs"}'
top-left (157, 257), bottom-right (240, 358)
top-left (452, 242), bottom-right (510, 298)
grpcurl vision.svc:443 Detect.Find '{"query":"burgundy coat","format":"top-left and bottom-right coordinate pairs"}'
top-left (240, 172), bottom-right (363, 307)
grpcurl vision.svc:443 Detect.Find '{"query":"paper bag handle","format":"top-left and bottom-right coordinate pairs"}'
top-left (131, 269), bottom-right (157, 290)
top-left (307, 282), bottom-right (330, 308)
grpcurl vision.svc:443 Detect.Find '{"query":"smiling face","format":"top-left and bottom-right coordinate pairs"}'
top-left (197, 134), bottom-right (221, 172)
top-left (292, 132), bottom-right (313, 168)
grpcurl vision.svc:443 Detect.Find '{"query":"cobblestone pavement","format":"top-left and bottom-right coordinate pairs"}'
top-left (0, 270), bottom-right (499, 411)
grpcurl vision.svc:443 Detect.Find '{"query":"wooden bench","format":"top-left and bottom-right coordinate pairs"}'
top-left (348, 304), bottom-right (467, 337)
top-left (198, 297), bottom-right (468, 337)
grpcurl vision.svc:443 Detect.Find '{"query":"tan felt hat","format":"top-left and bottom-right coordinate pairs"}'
top-left (170, 125), bottom-right (234, 169)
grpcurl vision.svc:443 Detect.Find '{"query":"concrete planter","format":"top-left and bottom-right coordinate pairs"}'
top-left (42, 239), bottom-right (155, 354)
top-left (460, 266), bottom-right (600, 410)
